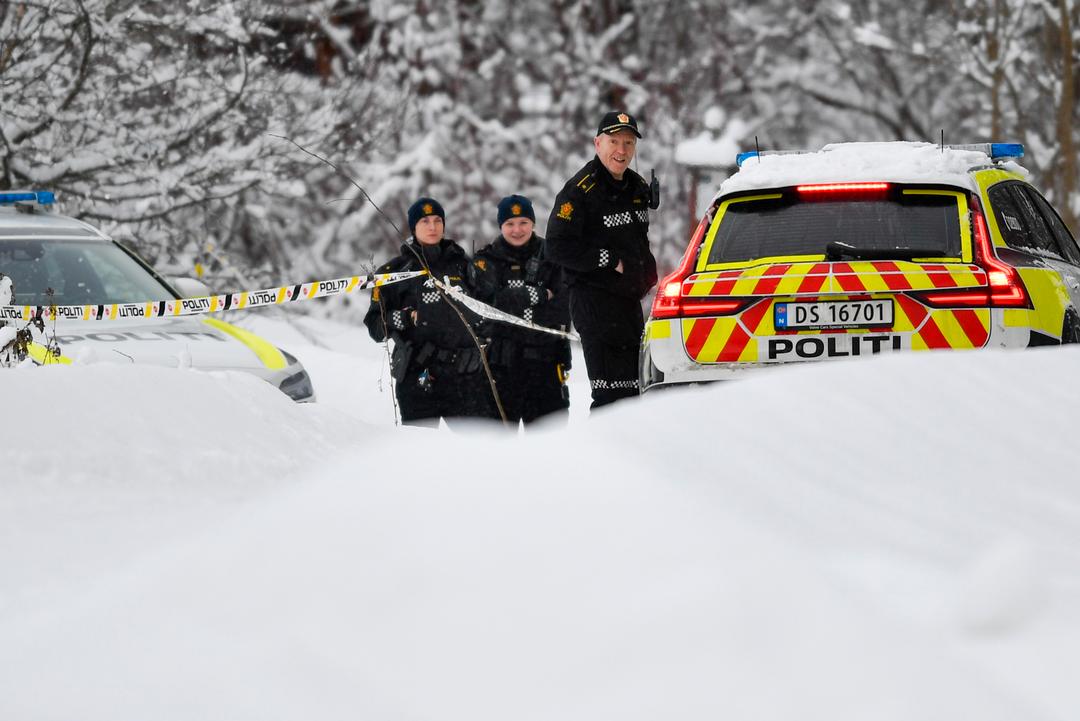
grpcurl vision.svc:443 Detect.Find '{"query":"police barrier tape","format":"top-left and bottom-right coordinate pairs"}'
top-left (0, 269), bottom-right (580, 342)
top-left (0, 271), bottom-right (427, 322)
top-left (433, 278), bottom-right (580, 342)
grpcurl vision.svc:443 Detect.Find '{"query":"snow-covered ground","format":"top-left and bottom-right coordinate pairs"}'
top-left (2, 311), bottom-right (1080, 721)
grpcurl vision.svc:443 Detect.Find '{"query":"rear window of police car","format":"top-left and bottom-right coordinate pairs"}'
top-left (707, 188), bottom-right (963, 265)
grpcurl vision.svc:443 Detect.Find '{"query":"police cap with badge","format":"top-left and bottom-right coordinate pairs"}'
top-left (595, 111), bottom-right (658, 208)
top-left (596, 111), bottom-right (643, 139)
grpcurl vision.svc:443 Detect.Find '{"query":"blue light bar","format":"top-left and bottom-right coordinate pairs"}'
top-left (989, 143), bottom-right (1024, 159)
top-left (736, 149), bottom-right (816, 167)
top-left (736, 151), bottom-right (759, 167)
top-left (945, 143), bottom-right (1025, 160)
top-left (0, 190), bottom-right (55, 205)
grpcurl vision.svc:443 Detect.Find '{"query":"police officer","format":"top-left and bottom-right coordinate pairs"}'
top-left (363, 197), bottom-right (488, 427)
top-left (545, 111), bottom-right (657, 409)
top-left (470, 194), bottom-right (571, 425)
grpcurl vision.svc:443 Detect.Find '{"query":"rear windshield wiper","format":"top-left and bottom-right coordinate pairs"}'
top-left (825, 241), bottom-right (945, 262)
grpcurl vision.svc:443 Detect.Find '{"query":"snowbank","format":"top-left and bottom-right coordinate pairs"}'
top-left (2, 322), bottom-right (1079, 721)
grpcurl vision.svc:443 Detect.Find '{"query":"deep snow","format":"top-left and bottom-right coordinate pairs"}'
top-left (2, 312), bottom-right (1079, 721)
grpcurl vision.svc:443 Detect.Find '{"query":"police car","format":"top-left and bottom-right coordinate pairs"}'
top-left (0, 190), bottom-right (315, 401)
top-left (640, 142), bottom-right (1080, 391)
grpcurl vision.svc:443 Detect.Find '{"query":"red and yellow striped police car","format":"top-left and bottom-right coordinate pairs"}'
top-left (640, 142), bottom-right (1080, 391)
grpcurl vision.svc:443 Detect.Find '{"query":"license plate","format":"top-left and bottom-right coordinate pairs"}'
top-left (775, 299), bottom-right (893, 330)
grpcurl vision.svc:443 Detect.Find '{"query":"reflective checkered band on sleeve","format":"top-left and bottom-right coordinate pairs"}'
top-left (422, 291), bottom-right (440, 304)
top-left (598, 249), bottom-right (611, 268)
top-left (527, 286), bottom-right (540, 306)
top-left (507, 279), bottom-right (524, 288)
top-left (635, 210), bottom-right (649, 223)
top-left (523, 308), bottom-right (534, 323)
top-left (590, 379), bottom-right (639, 390)
top-left (602, 211), bottom-right (633, 228)
top-left (389, 309), bottom-right (407, 330)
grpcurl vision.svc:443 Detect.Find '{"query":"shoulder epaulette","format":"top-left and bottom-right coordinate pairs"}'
top-left (574, 171), bottom-right (597, 194)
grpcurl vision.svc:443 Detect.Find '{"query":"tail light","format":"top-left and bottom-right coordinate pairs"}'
top-left (650, 214), bottom-right (754, 319)
top-left (679, 297), bottom-right (753, 317)
top-left (651, 214), bottom-right (709, 319)
top-left (973, 198), bottom-right (1030, 306)
top-left (913, 195), bottom-right (1030, 308)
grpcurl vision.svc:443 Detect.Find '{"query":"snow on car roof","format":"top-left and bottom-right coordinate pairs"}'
top-left (717, 141), bottom-right (1028, 198)
top-left (0, 208), bottom-right (106, 239)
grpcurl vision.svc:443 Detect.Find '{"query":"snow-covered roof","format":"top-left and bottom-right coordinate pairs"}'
top-left (0, 206), bottom-right (106, 239)
top-left (716, 142), bottom-right (1028, 199)
top-left (674, 130), bottom-right (740, 168)
top-left (674, 112), bottom-right (749, 169)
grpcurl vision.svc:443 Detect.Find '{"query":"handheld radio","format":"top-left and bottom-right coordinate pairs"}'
top-left (648, 169), bottom-right (661, 209)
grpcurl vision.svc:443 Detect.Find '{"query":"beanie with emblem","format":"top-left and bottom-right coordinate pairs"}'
top-left (407, 197), bottom-right (445, 235)
top-left (496, 194), bottom-right (535, 227)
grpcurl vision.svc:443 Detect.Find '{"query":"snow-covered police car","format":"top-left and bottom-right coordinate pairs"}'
top-left (0, 190), bottom-right (314, 401)
top-left (641, 142), bottom-right (1080, 391)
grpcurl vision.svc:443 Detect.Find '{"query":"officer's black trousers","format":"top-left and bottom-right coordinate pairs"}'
top-left (490, 358), bottom-right (569, 424)
top-left (569, 286), bottom-right (643, 409)
top-left (395, 360), bottom-right (489, 424)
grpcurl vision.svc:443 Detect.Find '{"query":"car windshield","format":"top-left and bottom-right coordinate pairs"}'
top-left (0, 239), bottom-right (176, 305)
top-left (707, 190), bottom-right (963, 265)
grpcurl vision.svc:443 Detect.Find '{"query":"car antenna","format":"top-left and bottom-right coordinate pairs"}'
top-left (940, 129), bottom-right (944, 153)
top-left (755, 135), bottom-right (762, 164)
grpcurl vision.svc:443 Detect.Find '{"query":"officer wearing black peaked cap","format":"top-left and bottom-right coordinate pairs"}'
top-left (545, 111), bottom-right (658, 409)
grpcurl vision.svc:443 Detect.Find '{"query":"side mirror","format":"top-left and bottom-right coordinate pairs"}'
top-left (169, 276), bottom-right (212, 298)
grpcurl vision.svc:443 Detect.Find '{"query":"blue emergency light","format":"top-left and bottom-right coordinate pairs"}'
top-left (0, 190), bottom-right (55, 205)
top-left (735, 149), bottom-right (812, 167)
top-left (736, 151), bottom-right (759, 167)
top-left (990, 142), bottom-right (1024, 159)
top-left (944, 143), bottom-right (1025, 159)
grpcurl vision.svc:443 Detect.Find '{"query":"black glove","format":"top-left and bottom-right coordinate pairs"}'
top-left (524, 256), bottom-right (542, 284)
top-left (501, 280), bottom-right (543, 313)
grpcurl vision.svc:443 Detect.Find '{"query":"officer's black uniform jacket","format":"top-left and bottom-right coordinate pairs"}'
top-left (363, 238), bottom-right (480, 373)
top-left (469, 233), bottom-right (570, 363)
top-left (545, 156), bottom-right (658, 300)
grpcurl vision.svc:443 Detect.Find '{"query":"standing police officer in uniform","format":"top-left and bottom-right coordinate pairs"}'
top-left (470, 194), bottom-right (571, 425)
top-left (364, 197), bottom-right (488, 426)
top-left (545, 111), bottom-right (657, 409)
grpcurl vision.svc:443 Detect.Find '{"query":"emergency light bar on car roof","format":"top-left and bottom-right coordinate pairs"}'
top-left (0, 190), bottom-right (55, 205)
top-left (735, 143), bottom-right (1025, 167)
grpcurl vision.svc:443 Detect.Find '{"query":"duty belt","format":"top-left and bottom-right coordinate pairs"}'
top-left (434, 347), bottom-right (469, 364)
